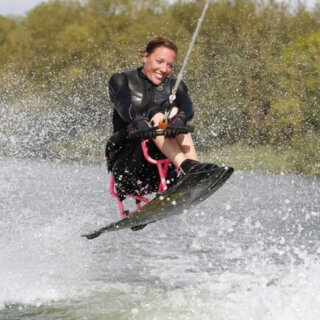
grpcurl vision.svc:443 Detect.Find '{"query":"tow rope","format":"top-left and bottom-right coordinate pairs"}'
top-left (160, 0), bottom-right (210, 128)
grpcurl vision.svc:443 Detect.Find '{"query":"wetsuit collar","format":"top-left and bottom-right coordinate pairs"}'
top-left (137, 67), bottom-right (150, 81)
top-left (138, 67), bottom-right (162, 86)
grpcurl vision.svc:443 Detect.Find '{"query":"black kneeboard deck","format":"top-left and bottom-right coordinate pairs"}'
top-left (82, 166), bottom-right (234, 239)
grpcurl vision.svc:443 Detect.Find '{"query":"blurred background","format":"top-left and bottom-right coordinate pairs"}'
top-left (0, 0), bottom-right (319, 176)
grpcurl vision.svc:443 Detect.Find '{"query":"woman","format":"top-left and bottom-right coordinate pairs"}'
top-left (107, 37), bottom-right (216, 199)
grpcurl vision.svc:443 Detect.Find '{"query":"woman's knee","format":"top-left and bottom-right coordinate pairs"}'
top-left (151, 112), bottom-right (164, 125)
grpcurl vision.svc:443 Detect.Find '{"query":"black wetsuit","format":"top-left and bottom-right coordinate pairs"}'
top-left (107, 67), bottom-right (194, 198)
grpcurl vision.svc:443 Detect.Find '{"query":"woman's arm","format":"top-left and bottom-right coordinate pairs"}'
top-left (175, 80), bottom-right (194, 122)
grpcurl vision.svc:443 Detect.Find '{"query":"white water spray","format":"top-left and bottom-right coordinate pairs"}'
top-left (1, 159), bottom-right (320, 319)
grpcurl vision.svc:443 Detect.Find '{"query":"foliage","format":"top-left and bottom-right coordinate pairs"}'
top-left (287, 133), bottom-right (320, 176)
top-left (276, 33), bottom-right (320, 131)
top-left (267, 97), bottom-right (305, 145)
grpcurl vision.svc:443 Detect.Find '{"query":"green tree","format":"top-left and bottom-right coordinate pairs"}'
top-left (277, 33), bottom-right (320, 131)
top-left (0, 16), bottom-right (16, 46)
top-left (267, 97), bottom-right (305, 145)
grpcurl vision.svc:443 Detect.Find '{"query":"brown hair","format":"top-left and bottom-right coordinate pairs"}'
top-left (144, 37), bottom-right (177, 55)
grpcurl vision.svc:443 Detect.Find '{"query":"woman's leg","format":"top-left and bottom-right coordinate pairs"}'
top-left (151, 112), bottom-right (198, 167)
top-left (152, 135), bottom-right (186, 167)
top-left (164, 108), bottom-right (198, 161)
top-left (176, 133), bottom-right (199, 161)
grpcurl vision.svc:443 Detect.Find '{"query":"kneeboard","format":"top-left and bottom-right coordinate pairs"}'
top-left (82, 166), bottom-right (234, 239)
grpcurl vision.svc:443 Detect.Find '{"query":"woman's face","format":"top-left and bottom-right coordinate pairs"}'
top-left (142, 46), bottom-right (176, 85)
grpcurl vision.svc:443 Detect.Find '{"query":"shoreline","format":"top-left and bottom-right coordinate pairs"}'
top-left (200, 142), bottom-right (320, 178)
top-left (1, 142), bottom-right (319, 179)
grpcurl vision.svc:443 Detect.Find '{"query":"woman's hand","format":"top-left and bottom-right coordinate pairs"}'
top-left (127, 115), bottom-right (158, 140)
top-left (164, 113), bottom-right (191, 138)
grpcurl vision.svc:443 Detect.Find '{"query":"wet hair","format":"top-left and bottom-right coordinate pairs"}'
top-left (144, 37), bottom-right (177, 55)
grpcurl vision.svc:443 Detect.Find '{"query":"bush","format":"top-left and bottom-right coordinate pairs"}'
top-left (286, 133), bottom-right (320, 176)
top-left (267, 97), bottom-right (305, 145)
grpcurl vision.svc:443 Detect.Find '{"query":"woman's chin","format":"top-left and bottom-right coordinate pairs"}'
top-left (151, 78), bottom-right (163, 86)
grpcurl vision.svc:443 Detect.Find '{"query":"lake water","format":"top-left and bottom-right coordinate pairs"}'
top-left (1, 157), bottom-right (320, 320)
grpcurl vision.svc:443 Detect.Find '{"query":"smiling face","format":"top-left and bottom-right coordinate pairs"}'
top-left (141, 46), bottom-right (176, 86)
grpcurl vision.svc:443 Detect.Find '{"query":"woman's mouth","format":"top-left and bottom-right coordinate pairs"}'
top-left (154, 73), bottom-right (164, 80)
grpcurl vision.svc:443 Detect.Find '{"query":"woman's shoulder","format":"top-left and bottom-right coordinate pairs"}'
top-left (164, 76), bottom-right (188, 89)
top-left (109, 69), bottom-right (140, 86)
top-left (109, 72), bottom-right (127, 87)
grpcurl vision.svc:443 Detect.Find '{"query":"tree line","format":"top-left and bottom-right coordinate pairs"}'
top-left (0, 0), bottom-right (319, 174)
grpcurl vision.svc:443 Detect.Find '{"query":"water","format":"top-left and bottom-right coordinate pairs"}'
top-left (1, 157), bottom-right (320, 320)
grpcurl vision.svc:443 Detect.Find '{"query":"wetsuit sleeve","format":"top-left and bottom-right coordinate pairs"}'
top-left (175, 80), bottom-right (194, 122)
top-left (109, 73), bottom-right (137, 123)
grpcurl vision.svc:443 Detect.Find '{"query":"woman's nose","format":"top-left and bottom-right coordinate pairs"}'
top-left (160, 63), bottom-right (167, 73)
